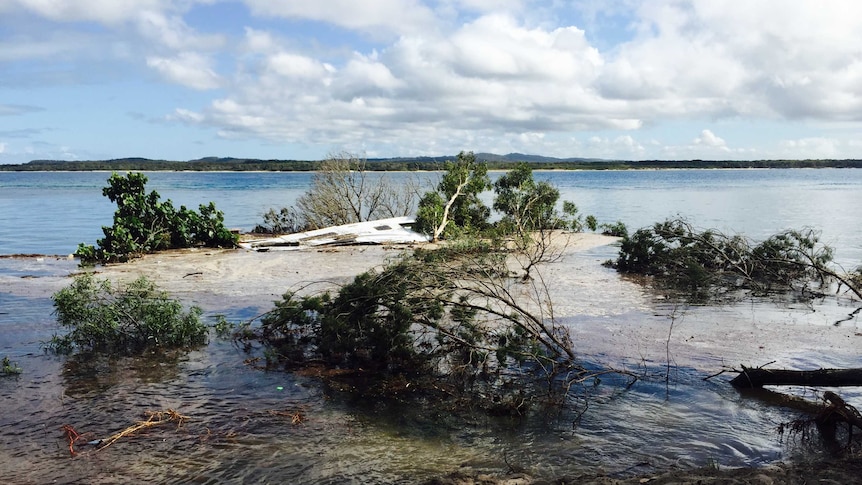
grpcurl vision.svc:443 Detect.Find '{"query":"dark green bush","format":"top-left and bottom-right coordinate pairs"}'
top-left (600, 220), bottom-right (628, 237)
top-left (260, 263), bottom-right (444, 371)
top-left (48, 274), bottom-right (207, 355)
top-left (612, 218), bottom-right (845, 300)
top-left (76, 172), bottom-right (237, 264)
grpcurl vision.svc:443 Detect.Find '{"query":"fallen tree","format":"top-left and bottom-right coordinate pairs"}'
top-left (730, 366), bottom-right (862, 388)
top-left (611, 218), bottom-right (862, 303)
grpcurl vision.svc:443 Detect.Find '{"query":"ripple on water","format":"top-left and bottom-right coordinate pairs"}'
top-left (2, 287), bottom-right (859, 482)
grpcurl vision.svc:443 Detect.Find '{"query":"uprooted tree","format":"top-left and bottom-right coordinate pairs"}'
top-left (612, 217), bottom-right (862, 302)
top-left (246, 237), bottom-right (624, 414)
top-left (244, 161), bottom-right (616, 413)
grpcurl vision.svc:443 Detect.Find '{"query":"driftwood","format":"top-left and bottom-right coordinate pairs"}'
top-left (730, 366), bottom-right (862, 388)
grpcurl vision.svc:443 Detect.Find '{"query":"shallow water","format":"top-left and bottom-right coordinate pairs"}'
top-left (1, 250), bottom-right (859, 483)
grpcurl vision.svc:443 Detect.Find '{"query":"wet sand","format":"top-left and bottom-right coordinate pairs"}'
top-left (5, 232), bottom-right (859, 373)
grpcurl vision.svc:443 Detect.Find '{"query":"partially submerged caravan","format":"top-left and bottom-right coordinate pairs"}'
top-left (239, 216), bottom-right (430, 251)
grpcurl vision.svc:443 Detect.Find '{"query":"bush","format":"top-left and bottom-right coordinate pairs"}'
top-left (48, 274), bottom-right (207, 355)
top-left (76, 172), bottom-right (237, 264)
top-left (600, 220), bottom-right (628, 237)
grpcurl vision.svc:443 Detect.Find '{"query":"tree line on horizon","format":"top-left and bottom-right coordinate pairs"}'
top-left (2, 156), bottom-right (862, 172)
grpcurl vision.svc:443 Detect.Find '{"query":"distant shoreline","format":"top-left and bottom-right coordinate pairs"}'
top-left (2, 157), bottom-right (861, 172)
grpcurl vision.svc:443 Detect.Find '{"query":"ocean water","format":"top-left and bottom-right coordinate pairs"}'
top-left (1, 168), bottom-right (860, 264)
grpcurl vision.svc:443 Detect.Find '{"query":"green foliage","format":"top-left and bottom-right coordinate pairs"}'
top-left (493, 163), bottom-right (561, 233)
top-left (48, 273), bottom-right (207, 355)
top-left (212, 315), bottom-right (236, 339)
top-left (600, 221), bottom-right (628, 237)
top-left (254, 235), bottom-right (578, 393)
top-left (76, 172), bottom-right (237, 264)
top-left (1, 356), bottom-right (22, 376)
top-left (259, 265), bottom-right (443, 371)
top-left (613, 218), bottom-right (847, 300)
top-left (415, 151), bottom-right (491, 239)
top-left (491, 164), bottom-right (593, 235)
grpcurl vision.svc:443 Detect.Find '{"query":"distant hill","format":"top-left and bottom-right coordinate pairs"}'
top-left (475, 152), bottom-right (608, 163)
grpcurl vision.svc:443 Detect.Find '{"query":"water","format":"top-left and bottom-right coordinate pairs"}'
top-left (1, 169), bottom-right (861, 482)
top-left (3, 169), bottom-right (861, 263)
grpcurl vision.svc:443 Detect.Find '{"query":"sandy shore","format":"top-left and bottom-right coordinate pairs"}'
top-left (4, 231), bottom-right (859, 372)
top-left (88, 232), bottom-right (621, 309)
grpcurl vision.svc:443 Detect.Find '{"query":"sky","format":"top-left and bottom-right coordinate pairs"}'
top-left (2, 0), bottom-right (862, 164)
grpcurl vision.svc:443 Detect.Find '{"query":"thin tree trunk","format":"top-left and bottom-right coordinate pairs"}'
top-left (730, 367), bottom-right (862, 388)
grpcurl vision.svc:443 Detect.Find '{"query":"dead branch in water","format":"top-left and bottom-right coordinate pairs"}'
top-left (62, 409), bottom-right (188, 456)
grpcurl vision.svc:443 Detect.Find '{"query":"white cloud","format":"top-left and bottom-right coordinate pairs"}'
top-left (8, 0), bottom-right (169, 24)
top-left (0, 142), bottom-right (6, 153)
top-left (266, 53), bottom-right (332, 81)
top-left (694, 129), bottom-right (726, 148)
top-left (146, 52), bottom-right (221, 90)
top-left (7, 0), bottom-right (862, 160)
top-left (598, 0), bottom-right (862, 121)
top-left (243, 0), bottom-right (438, 36)
top-left (135, 10), bottom-right (225, 51)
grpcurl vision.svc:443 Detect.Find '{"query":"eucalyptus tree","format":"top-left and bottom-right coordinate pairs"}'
top-left (415, 151), bottom-right (492, 241)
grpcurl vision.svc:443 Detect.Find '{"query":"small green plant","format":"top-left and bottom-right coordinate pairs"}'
top-left (76, 172), bottom-right (237, 264)
top-left (48, 273), bottom-right (208, 355)
top-left (1, 356), bottom-right (22, 376)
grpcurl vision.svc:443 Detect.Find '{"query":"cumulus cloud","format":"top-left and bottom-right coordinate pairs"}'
top-left (146, 52), bottom-right (221, 90)
top-left (694, 129), bottom-right (727, 148)
top-left (6, 0), bottom-right (862, 160)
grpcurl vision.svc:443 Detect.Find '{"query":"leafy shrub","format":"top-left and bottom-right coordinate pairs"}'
top-left (259, 264), bottom-right (442, 371)
top-left (48, 274), bottom-right (207, 355)
top-left (76, 172), bottom-right (237, 264)
top-left (600, 220), bottom-right (628, 237)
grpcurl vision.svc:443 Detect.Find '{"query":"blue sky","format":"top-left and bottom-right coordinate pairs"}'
top-left (2, 0), bottom-right (862, 164)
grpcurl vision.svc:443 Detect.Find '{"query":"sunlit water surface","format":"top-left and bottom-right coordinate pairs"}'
top-left (1, 169), bottom-right (861, 482)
